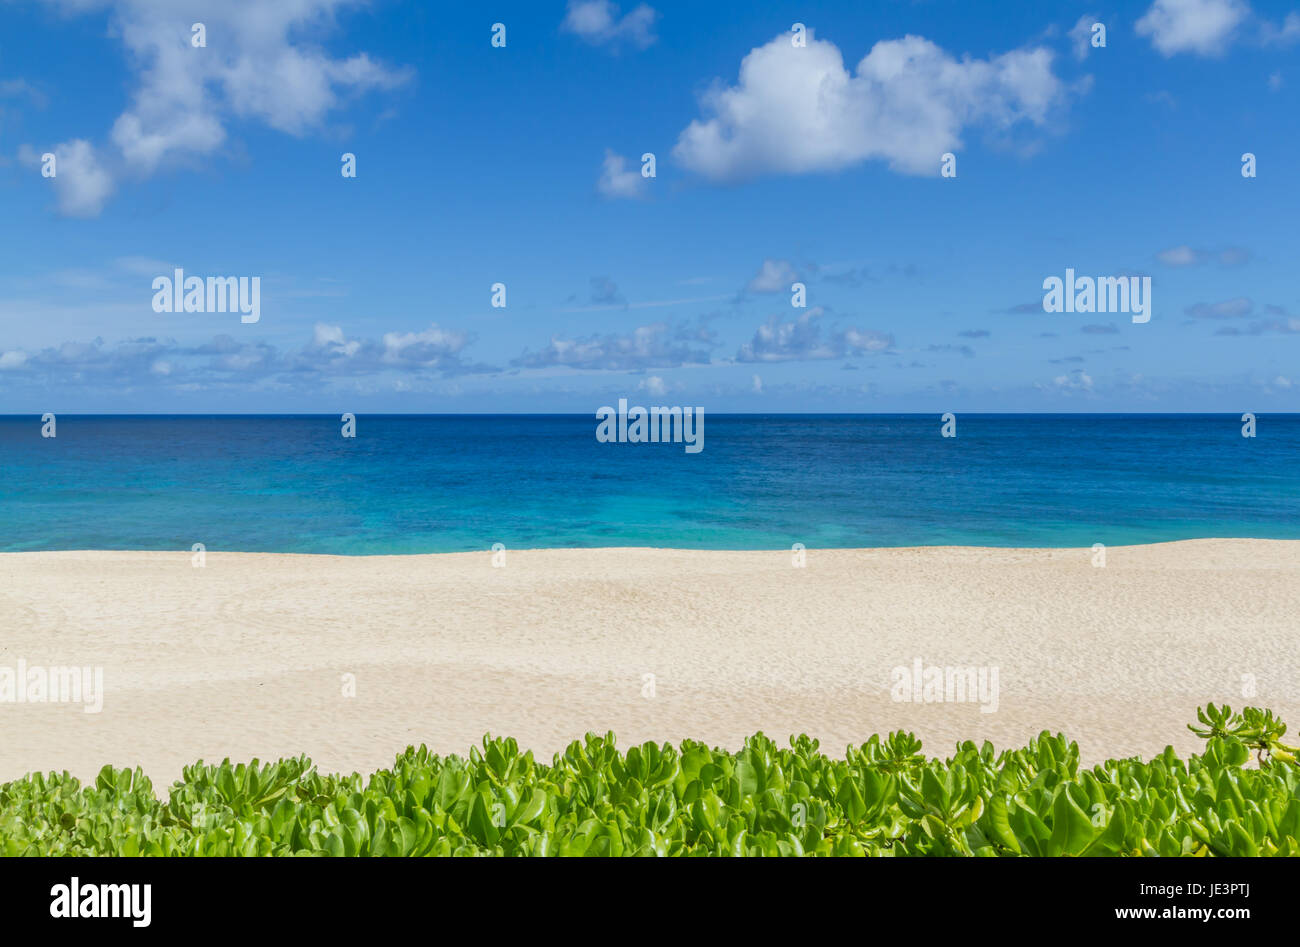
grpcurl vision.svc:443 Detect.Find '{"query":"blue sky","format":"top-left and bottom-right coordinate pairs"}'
top-left (0, 0), bottom-right (1297, 412)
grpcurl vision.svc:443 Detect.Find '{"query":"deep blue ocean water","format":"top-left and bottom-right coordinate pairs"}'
top-left (0, 414), bottom-right (1296, 553)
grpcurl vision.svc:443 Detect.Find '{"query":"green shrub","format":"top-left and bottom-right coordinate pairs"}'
top-left (3, 705), bottom-right (1298, 856)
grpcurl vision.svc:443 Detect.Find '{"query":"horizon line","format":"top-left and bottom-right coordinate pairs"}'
top-left (1, 411), bottom-right (1294, 418)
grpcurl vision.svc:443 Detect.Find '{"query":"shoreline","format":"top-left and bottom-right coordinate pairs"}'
top-left (2, 539), bottom-right (1298, 784)
top-left (6, 534), bottom-right (1299, 554)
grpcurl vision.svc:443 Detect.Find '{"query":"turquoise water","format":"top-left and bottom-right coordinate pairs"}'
top-left (0, 414), bottom-right (1296, 553)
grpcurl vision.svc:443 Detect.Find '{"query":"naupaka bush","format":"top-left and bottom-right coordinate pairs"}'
top-left (2, 705), bottom-right (1297, 856)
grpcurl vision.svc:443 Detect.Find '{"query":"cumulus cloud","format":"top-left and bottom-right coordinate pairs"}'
top-left (0, 320), bottom-right (490, 394)
top-left (596, 149), bottom-right (647, 199)
top-left (746, 259), bottom-right (799, 293)
top-left (2, 335), bottom-right (231, 381)
top-left (673, 29), bottom-right (1072, 181)
top-left (561, 1), bottom-right (658, 50)
top-left (736, 309), bottom-right (893, 362)
top-left (20, 139), bottom-right (115, 216)
top-left (29, 0), bottom-right (411, 216)
top-left (1136, 0), bottom-right (1249, 57)
top-left (299, 322), bottom-right (489, 374)
top-left (311, 322), bottom-right (361, 357)
top-left (380, 324), bottom-right (474, 371)
top-left (511, 322), bottom-right (714, 371)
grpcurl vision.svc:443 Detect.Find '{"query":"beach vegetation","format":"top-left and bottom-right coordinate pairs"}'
top-left (3, 705), bottom-right (1298, 856)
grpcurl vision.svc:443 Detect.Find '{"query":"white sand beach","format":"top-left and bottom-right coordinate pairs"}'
top-left (1, 539), bottom-right (1297, 785)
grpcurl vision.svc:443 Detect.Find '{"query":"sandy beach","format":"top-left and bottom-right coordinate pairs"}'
top-left (1, 539), bottom-right (1297, 785)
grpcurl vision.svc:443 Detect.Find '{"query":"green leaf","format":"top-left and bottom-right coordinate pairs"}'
top-left (985, 796), bottom-right (1022, 854)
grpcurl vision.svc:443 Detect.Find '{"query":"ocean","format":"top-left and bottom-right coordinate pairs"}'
top-left (1, 414), bottom-right (1296, 553)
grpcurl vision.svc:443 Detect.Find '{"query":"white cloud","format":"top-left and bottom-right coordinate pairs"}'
top-left (736, 308), bottom-right (893, 362)
top-left (219, 51), bottom-right (407, 138)
top-left (751, 373), bottom-right (762, 393)
top-left (639, 375), bottom-right (667, 396)
top-left (1157, 244), bottom-right (1250, 266)
top-left (31, 0), bottom-right (411, 215)
top-left (1069, 15), bottom-right (1099, 61)
top-left (839, 327), bottom-right (894, 353)
top-left (512, 323), bottom-right (713, 371)
top-left (0, 322), bottom-right (491, 394)
top-left (314, 323), bottom-right (345, 346)
top-left (561, 1), bottom-right (658, 49)
top-left (673, 30), bottom-right (1070, 181)
top-left (1260, 11), bottom-right (1300, 45)
top-left (1052, 369), bottom-right (1094, 391)
top-left (381, 324), bottom-right (470, 368)
top-left (313, 322), bottom-right (360, 357)
top-left (1135, 0), bottom-right (1249, 57)
top-left (746, 259), bottom-right (798, 293)
top-left (1157, 244), bottom-right (1203, 265)
top-left (596, 150), bottom-right (646, 199)
top-left (46, 139), bottom-right (115, 217)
